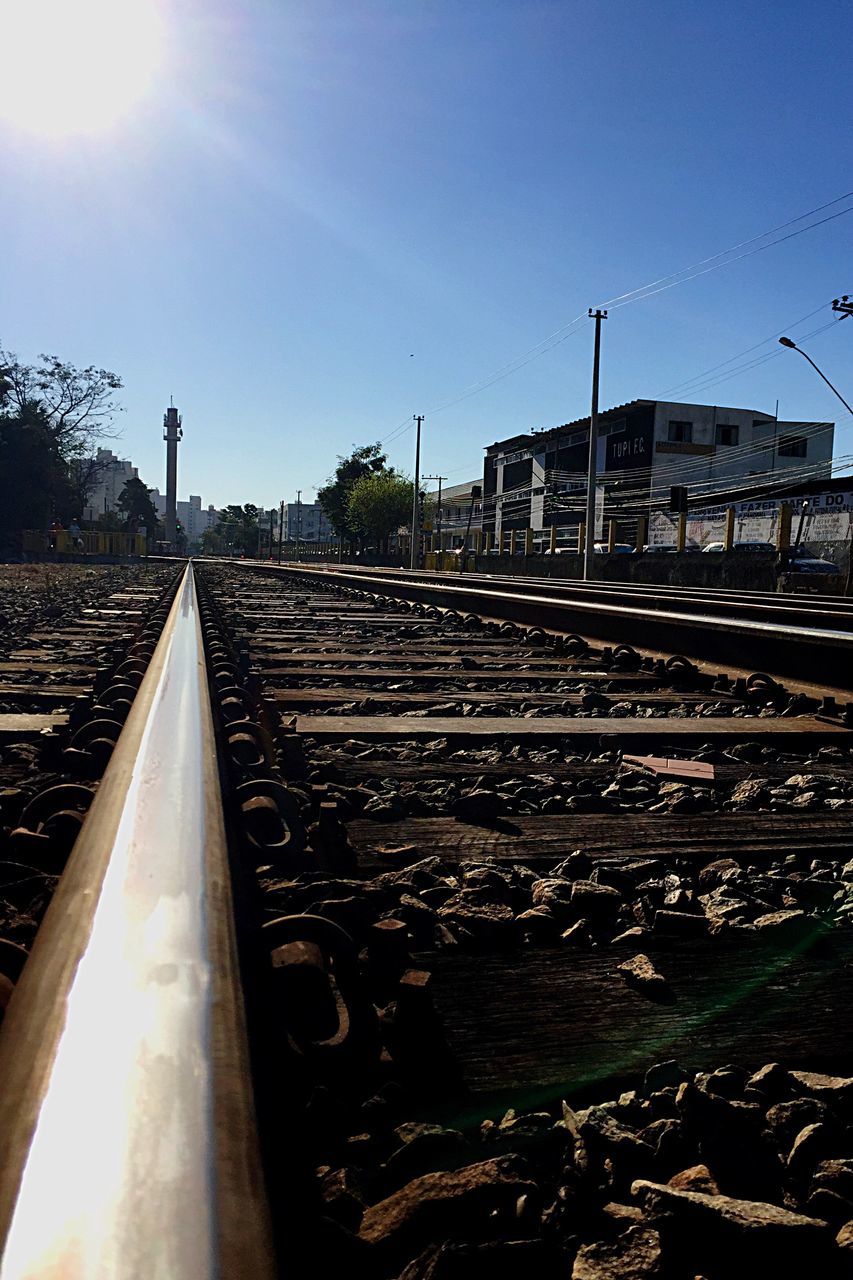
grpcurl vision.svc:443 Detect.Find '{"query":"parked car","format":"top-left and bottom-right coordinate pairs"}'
top-left (785, 546), bottom-right (841, 575)
top-left (593, 542), bottom-right (635, 554)
top-left (642, 543), bottom-right (701, 553)
top-left (701, 540), bottom-right (776, 554)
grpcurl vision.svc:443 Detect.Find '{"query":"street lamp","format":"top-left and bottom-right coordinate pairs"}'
top-left (778, 337), bottom-right (853, 416)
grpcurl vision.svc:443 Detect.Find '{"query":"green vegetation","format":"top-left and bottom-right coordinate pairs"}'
top-left (317, 443), bottom-right (387, 548)
top-left (0, 349), bottom-right (123, 541)
top-left (347, 470), bottom-right (413, 552)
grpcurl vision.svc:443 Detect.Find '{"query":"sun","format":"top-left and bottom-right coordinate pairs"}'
top-left (0, 0), bottom-right (165, 137)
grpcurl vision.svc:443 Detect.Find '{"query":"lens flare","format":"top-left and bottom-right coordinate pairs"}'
top-left (0, 0), bottom-right (165, 137)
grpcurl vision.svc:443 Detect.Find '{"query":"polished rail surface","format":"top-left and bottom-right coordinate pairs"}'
top-left (285, 561), bottom-right (853, 630)
top-left (0, 564), bottom-right (275, 1279)
top-left (263, 561), bottom-right (853, 690)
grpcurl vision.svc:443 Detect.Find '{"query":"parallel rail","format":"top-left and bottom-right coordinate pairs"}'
top-left (0, 564), bottom-right (275, 1279)
top-left (231, 561), bottom-right (853, 692)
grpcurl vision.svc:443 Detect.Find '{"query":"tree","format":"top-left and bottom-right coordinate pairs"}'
top-left (214, 503), bottom-right (259, 553)
top-left (201, 527), bottom-right (225, 555)
top-left (347, 470), bottom-right (413, 552)
top-left (0, 348), bottom-right (122, 539)
top-left (116, 477), bottom-right (159, 535)
top-left (318, 444), bottom-right (387, 546)
top-left (0, 350), bottom-right (122, 459)
top-left (96, 510), bottom-right (125, 532)
top-left (0, 400), bottom-right (66, 536)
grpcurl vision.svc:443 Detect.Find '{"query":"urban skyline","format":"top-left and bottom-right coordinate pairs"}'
top-left (2, 1), bottom-right (851, 511)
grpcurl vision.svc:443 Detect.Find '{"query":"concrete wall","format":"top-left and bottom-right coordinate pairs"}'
top-left (470, 551), bottom-right (781, 591)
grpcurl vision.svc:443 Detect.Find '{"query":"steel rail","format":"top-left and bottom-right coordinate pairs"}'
top-left (406, 569), bottom-right (853, 631)
top-left (0, 564), bottom-right (276, 1280)
top-left (262, 562), bottom-right (853, 691)
top-left (279, 562), bottom-right (853, 630)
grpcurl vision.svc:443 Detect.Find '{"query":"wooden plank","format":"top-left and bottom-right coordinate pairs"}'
top-left (0, 662), bottom-right (97, 675)
top-left (623, 755), bottom-right (716, 781)
top-left (350, 812), bottom-right (853, 864)
top-left (254, 655), bottom-right (603, 668)
top-left (427, 936), bottom-right (853, 1095)
top-left (256, 666), bottom-right (669, 685)
top-left (2, 649), bottom-right (100, 660)
top-left (250, 639), bottom-right (567, 653)
top-left (295, 715), bottom-right (849, 741)
top-left (273, 688), bottom-right (722, 706)
top-left (312, 756), bottom-right (853, 783)
top-left (80, 608), bottom-right (143, 617)
top-left (0, 686), bottom-right (87, 701)
top-left (0, 713), bottom-right (68, 740)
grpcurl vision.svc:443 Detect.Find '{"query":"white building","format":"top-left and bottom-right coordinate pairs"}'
top-left (285, 500), bottom-right (333, 541)
top-left (423, 480), bottom-right (482, 542)
top-left (482, 400), bottom-right (834, 536)
top-left (80, 449), bottom-right (139, 521)
top-left (150, 490), bottom-right (219, 542)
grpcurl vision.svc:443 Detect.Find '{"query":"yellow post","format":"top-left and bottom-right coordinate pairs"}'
top-left (549, 524), bottom-right (557, 555)
top-left (473, 529), bottom-right (483, 555)
top-left (524, 527), bottom-right (534, 555)
top-left (777, 502), bottom-right (792, 552)
top-left (723, 507), bottom-right (735, 551)
top-left (676, 513), bottom-right (687, 552)
top-left (607, 519), bottom-right (617, 552)
top-left (635, 516), bottom-right (647, 552)
top-left (508, 529), bottom-right (516, 556)
top-left (577, 522), bottom-right (586, 555)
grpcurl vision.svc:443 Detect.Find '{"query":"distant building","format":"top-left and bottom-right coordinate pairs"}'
top-left (285, 500), bottom-right (333, 541)
top-left (80, 448), bottom-right (139, 521)
top-left (150, 490), bottom-right (219, 542)
top-left (423, 480), bottom-right (482, 543)
top-left (482, 400), bottom-right (834, 537)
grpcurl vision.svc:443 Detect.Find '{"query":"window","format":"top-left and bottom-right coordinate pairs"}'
top-left (667, 420), bottom-right (693, 443)
top-left (778, 436), bottom-right (807, 458)
top-left (715, 424), bottom-right (739, 446)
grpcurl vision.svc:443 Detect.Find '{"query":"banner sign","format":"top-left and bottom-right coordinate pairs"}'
top-left (648, 492), bottom-right (853, 547)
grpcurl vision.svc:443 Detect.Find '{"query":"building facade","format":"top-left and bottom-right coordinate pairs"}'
top-left (285, 500), bottom-right (333, 542)
top-left (80, 449), bottom-right (139, 522)
top-left (482, 400), bottom-right (833, 537)
top-left (150, 490), bottom-right (220, 542)
top-left (423, 480), bottom-right (482, 543)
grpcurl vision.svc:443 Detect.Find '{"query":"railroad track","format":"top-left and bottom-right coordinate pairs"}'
top-left (0, 560), bottom-right (852, 1277)
top-left (271, 562), bottom-right (853, 689)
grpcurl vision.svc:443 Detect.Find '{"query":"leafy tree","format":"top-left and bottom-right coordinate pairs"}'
top-left (348, 470), bottom-right (413, 552)
top-left (96, 510), bottom-right (125, 532)
top-left (215, 503), bottom-right (259, 552)
top-left (0, 349), bottom-right (122, 460)
top-left (116, 477), bottom-right (159, 535)
top-left (0, 401), bottom-right (67, 536)
top-left (201, 527), bottom-right (225, 555)
top-left (318, 444), bottom-right (387, 546)
top-left (0, 348), bottom-right (123, 537)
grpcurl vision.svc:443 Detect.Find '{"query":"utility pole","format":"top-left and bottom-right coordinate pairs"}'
top-left (268, 509), bottom-right (274, 560)
top-left (295, 490), bottom-right (302, 560)
top-left (277, 500), bottom-right (284, 565)
top-left (583, 309), bottom-right (607, 582)
top-left (832, 295), bottom-right (853, 318)
top-left (410, 415), bottom-right (424, 569)
top-left (423, 475), bottom-right (447, 545)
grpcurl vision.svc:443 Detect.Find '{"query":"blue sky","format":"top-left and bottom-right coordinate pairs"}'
top-left (1, 0), bottom-right (851, 509)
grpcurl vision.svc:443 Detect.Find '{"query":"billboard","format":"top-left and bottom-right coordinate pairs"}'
top-left (648, 491), bottom-right (853, 547)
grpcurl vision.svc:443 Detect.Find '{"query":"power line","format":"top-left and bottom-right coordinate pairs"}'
top-left (374, 194), bottom-right (853, 454)
top-left (597, 189), bottom-right (853, 310)
top-left (657, 302), bottom-right (834, 398)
